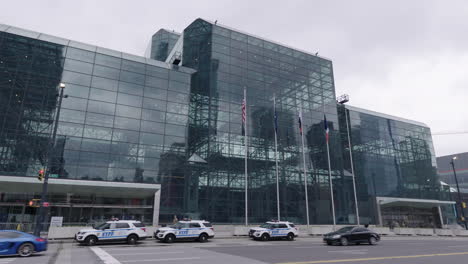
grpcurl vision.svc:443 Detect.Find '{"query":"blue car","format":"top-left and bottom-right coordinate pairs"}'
top-left (0, 230), bottom-right (47, 257)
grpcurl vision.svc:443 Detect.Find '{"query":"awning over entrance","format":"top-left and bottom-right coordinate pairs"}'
top-left (0, 176), bottom-right (160, 199)
top-left (377, 196), bottom-right (456, 208)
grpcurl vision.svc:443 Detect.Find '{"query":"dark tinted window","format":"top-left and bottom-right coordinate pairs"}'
top-left (289, 224), bottom-right (295, 227)
top-left (354, 228), bottom-right (369, 232)
top-left (133, 222), bottom-right (145, 227)
top-left (278, 224), bottom-right (288, 228)
top-left (203, 222), bottom-right (212, 227)
top-left (189, 223), bottom-right (201, 228)
top-left (116, 223), bottom-right (130, 229)
top-left (0, 232), bottom-right (21, 238)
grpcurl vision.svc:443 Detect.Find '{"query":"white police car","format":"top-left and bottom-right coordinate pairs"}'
top-left (249, 221), bottom-right (298, 241)
top-left (154, 220), bottom-right (214, 243)
top-left (75, 220), bottom-right (148, 246)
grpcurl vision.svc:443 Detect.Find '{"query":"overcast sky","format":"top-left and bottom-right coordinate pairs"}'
top-left (2, 0), bottom-right (467, 157)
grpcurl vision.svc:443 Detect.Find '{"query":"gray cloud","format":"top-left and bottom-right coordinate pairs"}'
top-left (2, 0), bottom-right (467, 156)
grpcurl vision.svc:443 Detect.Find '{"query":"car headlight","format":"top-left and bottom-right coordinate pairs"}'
top-left (332, 234), bottom-right (341, 239)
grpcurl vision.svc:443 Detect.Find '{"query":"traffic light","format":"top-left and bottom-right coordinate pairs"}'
top-left (38, 169), bottom-right (44, 181)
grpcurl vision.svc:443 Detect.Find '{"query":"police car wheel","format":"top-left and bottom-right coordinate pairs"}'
top-left (260, 233), bottom-right (270, 241)
top-left (164, 234), bottom-right (175, 243)
top-left (198, 233), bottom-right (208, 243)
top-left (286, 233), bottom-right (294, 241)
top-left (17, 242), bottom-right (34, 257)
top-left (85, 236), bottom-right (98, 246)
top-left (127, 234), bottom-right (138, 245)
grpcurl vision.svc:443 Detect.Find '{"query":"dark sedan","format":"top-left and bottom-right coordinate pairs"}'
top-left (323, 226), bottom-right (380, 246)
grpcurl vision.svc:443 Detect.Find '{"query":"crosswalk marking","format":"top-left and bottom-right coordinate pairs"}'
top-left (90, 247), bottom-right (121, 264)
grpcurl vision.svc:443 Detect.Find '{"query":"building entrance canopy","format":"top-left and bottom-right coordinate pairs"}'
top-left (377, 197), bottom-right (455, 208)
top-left (0, 176), bottom-right (160, 198)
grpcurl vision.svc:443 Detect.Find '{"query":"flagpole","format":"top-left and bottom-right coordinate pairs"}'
top-left (300, 107), bottom-right (310, 227)
top-left (274, 95), bottom-right (280, 221)
top-left (244, 88), bottom-right (248, 226)
top-left (324, 114), bottom-right (336, 229)
top-left (344, 107), bottom-right (360, 225)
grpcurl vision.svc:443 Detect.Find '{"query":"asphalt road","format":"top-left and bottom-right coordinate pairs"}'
top-left (3, 236), bottom-right (468, 263)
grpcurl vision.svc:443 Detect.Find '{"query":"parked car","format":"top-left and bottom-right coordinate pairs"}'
top-left (75, 220), bottom-right (148, 246)
top-left (249, 221), bottom-right (298, 241)
top-left (154, 220), bottom-right (214, 243)
top-left (323, 226), bottom-right (380, 246)
top-left (0, 230), bottom-right (47, 257)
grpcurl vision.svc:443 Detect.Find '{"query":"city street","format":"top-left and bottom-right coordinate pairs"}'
top-left (4, 236), bottom-right (468, 264)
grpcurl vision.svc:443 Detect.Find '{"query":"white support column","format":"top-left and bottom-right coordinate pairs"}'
top-left (153, 189), bottom-right (161, 227)
top-left (438, 205), bottom-right (444, 228)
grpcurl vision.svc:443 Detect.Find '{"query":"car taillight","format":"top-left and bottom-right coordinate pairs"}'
top-left (35, 238), bottom-right (45, 242)
top-left (210, 227), bottom-right (214, 231)
top-left (141, 228), bottom-right (146, 232)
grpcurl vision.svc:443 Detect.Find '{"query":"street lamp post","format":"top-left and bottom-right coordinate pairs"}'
top-left (337, 94), bottom-right (360, 225)
top-left (33, 83), bottom-right (67, 236)
top-left (450, 156), bottom-right (468, 230)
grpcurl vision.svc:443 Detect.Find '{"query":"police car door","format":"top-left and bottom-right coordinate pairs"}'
top-left (189, 223), bottom-right (201, 237)
top-left (278, 223), bottom-right (288, 236)
top-left (115, 222), bottom-right (130, 238)
top-left (270, 224), bottom-right (280, 237)
top-left (176, 223), bottom-right (189, 237)
top-left (99, 223), bottom-right (113, 240)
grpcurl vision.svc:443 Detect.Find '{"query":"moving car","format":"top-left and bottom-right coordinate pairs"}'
top-left (0, 230), bottom-right (47, 257)
top-left (75, 220), bottom-right (147, 246)
top-left (154, 220), bottom-right (214, 243)
top-left (249, 221), bottom-right (298, 241)
top-left (323, 226), bottom-right (380, 246)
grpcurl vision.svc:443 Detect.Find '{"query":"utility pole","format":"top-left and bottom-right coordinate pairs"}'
top-left (34, 83), bottom-right (67, 236)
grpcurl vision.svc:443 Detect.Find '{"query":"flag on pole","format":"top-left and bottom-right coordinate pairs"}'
top-left (298, 110), bottom-right (303, 135)
top-left (324, 114), bottom-right (329, 143)
top-left (242, 96), bottom-right (246, 136)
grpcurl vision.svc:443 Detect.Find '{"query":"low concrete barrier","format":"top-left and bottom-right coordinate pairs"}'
top-left (308, 226), bottom-right (334, 236)
top-left (451, 229), bottom-right (468, 236)
top-left (414, 228), bottom-right (434, 236)
top-left (233, 226), bottom-right (252, 236)
top-left (435, 229), bottom-right (454, 236)
top-left (48, 226), bottom-right (87, 239)
top-left (393, 228), bottom-right (415, 236)
top-left (371, 227), bottom-right (393, 236)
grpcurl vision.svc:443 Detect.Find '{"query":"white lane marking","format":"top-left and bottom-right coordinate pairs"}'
top-left (448, 245), bottom-right (467, 248)
top-left (90, 247), bottom-right (121, 264)
top-left (112, 251), bottom-right (183, 256)
top-left (121, 257), bottom-right (201, 263)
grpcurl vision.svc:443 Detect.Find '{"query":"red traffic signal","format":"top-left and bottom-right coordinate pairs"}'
top-left (38, 169), bottom-right (45, 181)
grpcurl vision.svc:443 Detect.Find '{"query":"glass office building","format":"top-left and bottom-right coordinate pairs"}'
top-left (0, 19), bottom-right (452, 228)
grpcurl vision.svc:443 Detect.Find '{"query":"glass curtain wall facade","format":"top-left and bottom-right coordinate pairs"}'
top-left (0, 19), bottom-right (450, 226)
top-left (182, 19), bottom-right (350, 224)
top-left (146, 29), bottom-right (181, 62)
top-left (0, 27), bottom-right (193, 225)
top-left (339, 105), bottom-right (452, 226)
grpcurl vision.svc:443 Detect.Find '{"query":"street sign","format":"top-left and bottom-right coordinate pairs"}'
top-left (49, 174), bottom-right (59, 178)
top-left (50, 216), bottom-right (63, 227)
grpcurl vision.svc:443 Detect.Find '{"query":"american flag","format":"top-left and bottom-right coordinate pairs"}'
top-left (324, 114), bottom-right (329, 143)
top-left (242, 96), bottom-right (246, 136)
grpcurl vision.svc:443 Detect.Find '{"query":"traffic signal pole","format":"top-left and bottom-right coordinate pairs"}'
top-left (33, 84), bottom-right (66, 236)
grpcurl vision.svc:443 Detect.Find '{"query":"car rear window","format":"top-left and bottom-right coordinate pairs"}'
top-left (0, 232), bottom-right (21, 238)
top-left (190, 223), bottom-right (201, 228)
top-left (133, 222), bottom-right (145, 227)
top-left (203, 222), bottom-right (212, 227)
top-left (289, 224), bottom-right (295, 227)
top-left (116, 223), bottom-right (130, 229)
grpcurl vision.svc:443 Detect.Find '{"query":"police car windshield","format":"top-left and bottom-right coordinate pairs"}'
top-left (260, 223), bottom-right (273, 229)
top-left (95, 223), bottom-right (110, 230)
